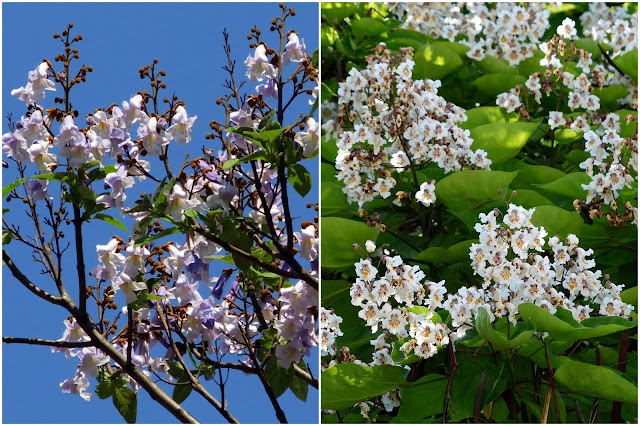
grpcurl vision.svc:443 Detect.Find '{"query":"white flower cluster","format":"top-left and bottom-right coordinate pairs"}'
top-left (324, 44), bottom-right (490, 208)
top-left (320, 307), bottom-right (344, 357)
top-left (498, 15), bottom-right (637, 114)
top-left (580, 113), bottom-right (638, 210)
top-left (580, 2), bottom-right (638, 55)
top-left (465, 205), bottom-right (633, 324)
top-left (392, 3), bottom-right (550, 65)
top-left (328, 206), bottom-right (633, 364)
top-left (349, 243), bottom-right (454, 363)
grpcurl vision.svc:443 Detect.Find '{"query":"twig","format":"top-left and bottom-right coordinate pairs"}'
top-left (2, 336), bottom-right (94, 348)
top-left (611, 329), bottom-right (629, 423)
top-left (2, 251), bottom-right (65, 305)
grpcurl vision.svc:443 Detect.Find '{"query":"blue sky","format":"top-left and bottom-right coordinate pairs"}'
top-left (2, 2), bottom-right (319, 423)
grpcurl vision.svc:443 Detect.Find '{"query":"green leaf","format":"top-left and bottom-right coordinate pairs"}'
top-left (416, 240), bottom-right (477, 264)
top-left (172, 383), bottom-right (192, 404)
top-left (450, 358), bottom-right (507, 422)
top-left (134, 227), bottom-right (180, 247)
top-left (475, 307), bottom-right (535, 350)
top-left (621, 286), bottom-right (638, 309)
top-left (531, 205), bottom-right (583, 239)
top-left (351, 17), bottom-right (389, 39)
top-left (321, 363), bottom-right (405, 410)
top-left (112, 387), bottom-right (137, 424)
top-left (510, 189), bottom-right (555, 208)
top-left (475, 55), bottom-right (518, 75)
top-left (2, 177), bottom-right (27, 197)
top-left (92, 214), bottom-right (128, 232)
top-left (435, 170), bottom-right (519, 212)
top-left (321, 2), bottom-right (358, 22)
top-left (554, 360), bottom-right (638, 403)
top-left (613, 48), bottom-right (638, 82)
top-left (494, 158), bottom-right (566, 190)
top-left (413, 43), bottom-right (464, 81)
top-left (264, 357), bottom-right (294, 398)
top-left (473, 73), bottom-right (526, 97)
top-left (2, 230), bottom-right (13, 246)
top-left (321, 184), bottom-right (348, 216)
top-left (258, 110), bottom-right (276, 130)
top-left (554, 128), bottom-right (585, 144)
top-left (535, 172), bottom-right (590, 200)
top-left (290, 361), bottom-right (309, 402)
top-left (222, 151), bottom-right (267, 169)
top-left (470, 122), bottom-right (541, 164)
top-left (396, 375), bottom-right (448, 422)
top-left (32, 171), bottom-right (72, 182)
top-left (575, 38), bottom-right (603, 60)
top-left (288, 164), bottom-right (312, 197)
top-left (321, 218), bottom-right (379, 269)
top-left (519, 304), bottom-right (637, 340)
top-left (593, 84), bottom-right (628, 110)
top-left (460, 106), bottom-right (519, 130)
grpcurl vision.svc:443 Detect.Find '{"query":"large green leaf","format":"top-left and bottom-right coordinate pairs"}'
top-left (321, 363), bottom-right (405, 410)
top-left (470, 122), bottom-right (540, 164)
top-left (395, 375), bottom-right (447, 422)
top-left (351, 17), bottom-right (389, 39)
top-left (475, 55), bottom-right (518, 75)
top-left (450, 358), bottom-right (507, 422)
top-left (494, 158), bottom-right (566, 190)
top-left (535, 172), bottom-right (590, 200)
top-left (519, 304), bottom-right (637, 340)
top-left (510, 189), bottom-right (555, 208)
top-left (531, 205), bottom-right (583, 239)
top-left (2, 177), bottom-right (27, 197)
top-left (321, 217), bottom-right (379, 268)
top-left (321, 184), bottom-right (348, 216)
top-left (264, 357), bottom-right (294, 398)
top-left (112, 387), bottom-right (137, 423)
top-left (413, 43), bottom-right (463, 81)
top-left (473, 73), bottom-right (526, 97)
top-left (554, 360), bottom-right (638, 403)
top-left (288, 164), bottom-right (312, 197)
top-left (321, 2), bottom-right (358, 22)
top-left (613, 48), bottom-right (638, 82)
top-left (435, 170), bottom-right (518, 212)
top-left (222, 151), bottom-right (267, 169)
top-left (593, 84), bottom-right (628, 110)
top-left (475, 307), bottom-right (535, 350)
top-left (416, 240), bottom-right (477, 264)
top-left (290, 361), bottom-right (309, 402)
top-left (92, 214), bottom-right (128, 232)
top-left (460, 106), bottom-right (519, 130)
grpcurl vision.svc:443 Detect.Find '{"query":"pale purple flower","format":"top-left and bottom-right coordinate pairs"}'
top-left (60, 371), bottom-right (92, 401)
top-left (275, 339), bottom-right (303, 367)
top-left (165, 105), bottom-right (197, 145)
top-left (12, 62), bottom-right (56, 104)
top-left (244, 44), bottom-right (277, 82)
top-left (294, 117), bottom-right (319, 157)
top-left (112, 273), bottom-right (147, 304)
top-left (77, 347), bottom-right (110, 378)
top-left (25, 178), bottom-right (51, 200)
top-left (256, 78), bottom-right (278, 99)
top-left (282, 33), bottom-right (307, 66)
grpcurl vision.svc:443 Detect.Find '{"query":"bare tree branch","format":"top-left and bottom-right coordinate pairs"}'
top-left (2, 337), bottom-right (94, 348)
top-left (3, 250), bottom-right (65, 306)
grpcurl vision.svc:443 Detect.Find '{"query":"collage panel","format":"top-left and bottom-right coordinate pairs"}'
top-left (2, 2), bottom-right (318, 424)
top-left (320, 2), bottom-right (638, 424)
